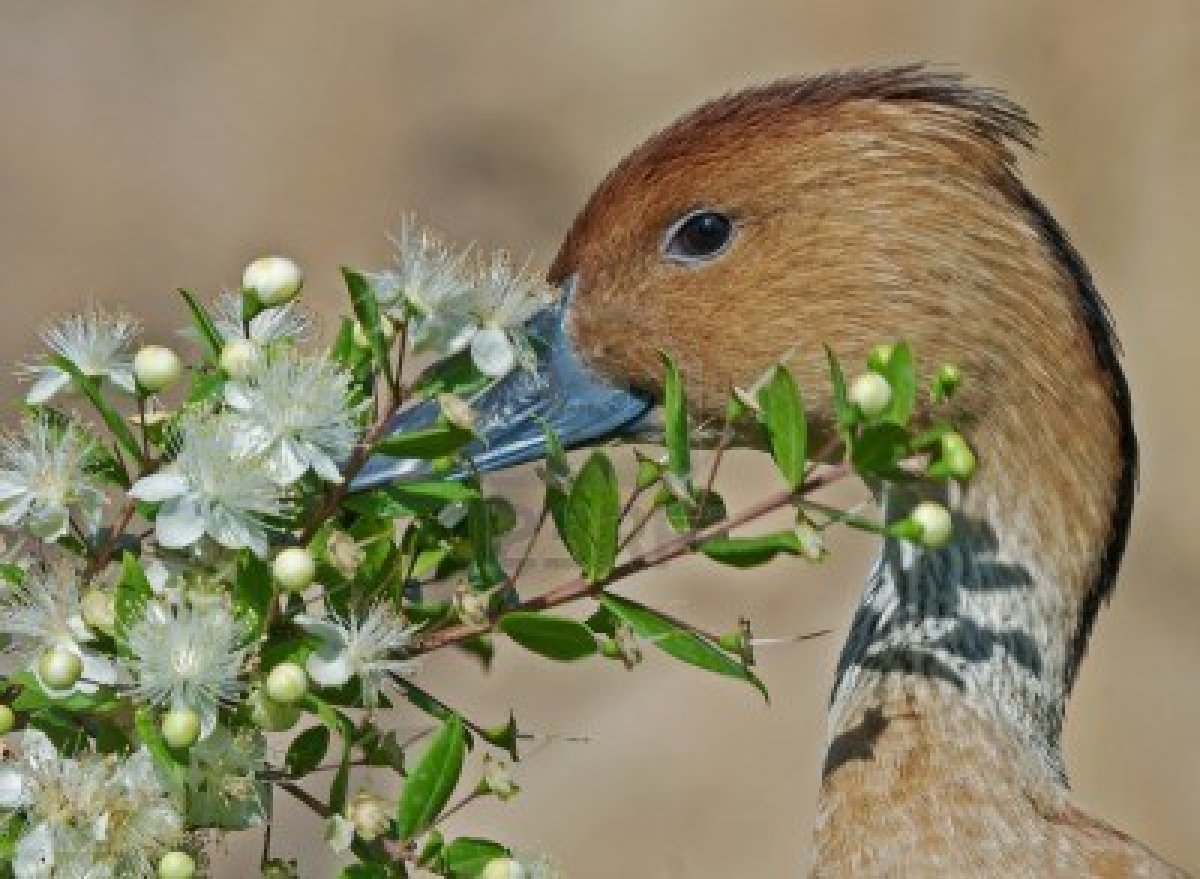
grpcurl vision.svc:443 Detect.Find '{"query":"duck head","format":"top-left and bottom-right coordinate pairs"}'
top-left (366, 65), bottom-right (1136, 760)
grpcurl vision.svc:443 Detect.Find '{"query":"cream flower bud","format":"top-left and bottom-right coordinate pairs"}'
top-left (273, 547), bottom-right (316, 592)
top-left (481, 859), bottom-right (526, 879)
top-left (940, 432), bottom-right (977, 480)
top-left (0, 704), bottom-right (15, 735)
top-left (911, 501), bottom-right (953, 548)
top-left (454, 589), bottom-right (490, 626)
top-left (849, 372), bottom-right (892, 417)
top-left (265, 662), bottom-right (308, 705)
top-left (438, 392), bottom-right (476, 431)
top-left (249, 685), bottom-right (302, 732)
top-left (38, 647), bottom-right (82, 691)
top-left (133, 345), bottom-right (183, 393)
top-left (161, 707), bottom-right (201, 750)
top-left (243, 255), bottom-right (304, 306)
top-left (326, 530), bottom-right (365, 579)
top-left (158, 850), bottom-right (196, 879)
top-left (481, 753), bottom-right (519, 800)
top-left (219, 339), bottom-right (261, 379)
top-left (345, 789), bottom-right (391, 842)
top-left (80, 588), bottom-right (117, 635)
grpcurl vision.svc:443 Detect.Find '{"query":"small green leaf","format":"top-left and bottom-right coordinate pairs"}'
top-left (757, 365), bottom-right (807, 489)
top-left (480, 711), bottom-right (520, 762)
top-left (134, 706), bottom-right (186, 786)
top-left (344, 480), bottom-right (479, 518)
top-left (700, 531), bottom-right (804, 567)
top-left (441, 838), bottom-right (511, 878)
top-left (285, 725), bottom-right (330, 776)
top-left (47, 355), bottom-right (142, 464)
top-left (825, 345), bottom-right (857, 436)
top-left (660, 351), bottom-right (691, 477)
top-left (308, 695), bottom-right (355, 812)
top-left (342, 267), bottom-right (393, 384)
top-left (114, 552), bottom-right (152, 646)
top-left (234, 553), bottom-right (274, 639)
top-left (499, 612), bottom-right (598, 661)
top-left (601, 594), bottom-right (766, 699)
top-left (467, 485), bottom-right (506, 589)
top-left (397, 714), bottom-right (466, 841)
top-left (851, 423), bottom-right (911, 478)
top-left (178, 289), bottom-right (223, 363)
top-left (876, 340), bottom-right (917, 425)
top-left (412, 348), bottom-right (491, 398)
top-left (559, 452), bottom-right (619, 582)
top-left (375, 422), bottom-right (475, 460)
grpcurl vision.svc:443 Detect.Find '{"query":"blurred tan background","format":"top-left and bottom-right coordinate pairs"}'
top-left (1, 1), bottom-right (1198, 876)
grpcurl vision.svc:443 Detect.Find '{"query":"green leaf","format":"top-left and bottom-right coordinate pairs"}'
top-left (757, 365), bottom-right (807, 489)
top-left (375, 422), bottom-right (475, 460)
top-left (876, 340), bottom-right (917, 425)
top-left (397, 714), bottom-right (466, 842)
top-left (343, 268), bottom-right (393, 385)
top-left (134, 706), bottom-right (187, 786)
top-left (307, 695), bottom-right (355, 812)
top-left (660, 352), bottom-right (690, 477)
top-left (851, 423), bottom-right (911, 478)
top-left (234, 553), bottom-right (274, 639)
top-left (825, 345), bottom-right (857, 436)
top-left (700, 531), bottom-right (804, 567)
top-left (285, 725), bottom-right (331, 776)
top-left (345, 480), bottom-right (479, 520)
top-left (441, 838), bottom-right (511, 878)
top-left (559, 452), bottom-right (619, 582)
top-left (600, 594), bottom-right (767, 699)
top-left (179, 289), bottom-right (224, 363)
top-left (499, 612), bottom-right (598, 661)
top-left (114, 552), bottom-right (152, 647)
top-left (467, 485), bottom-right (506, 589)
top-left (412, 348), bottom-right (491, 398)
top-left (479, 711), bottom-right (520, 762)
top-left (46, 355), bottom-right (142, 464)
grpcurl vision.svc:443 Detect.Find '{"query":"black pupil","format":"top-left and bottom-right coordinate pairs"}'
top-left (675, 212), bottom-right (731, 257)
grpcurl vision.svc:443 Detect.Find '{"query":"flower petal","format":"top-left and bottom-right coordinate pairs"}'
top-left (155, 495), bottom-right (206, 548)
top-left (13, 820), bottom-right (54, 879)
top-left (24, 369), bottom-right (70, 405)
top-left (470, 326), bottom-right (517, 378)
top-left (306, 649), bottom-right (354, 689)
top-left (129, 473), bottom-right (189, 502)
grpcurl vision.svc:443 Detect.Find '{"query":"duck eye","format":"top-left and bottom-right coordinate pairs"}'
top-left (664, 210), bottom-right (734, 263)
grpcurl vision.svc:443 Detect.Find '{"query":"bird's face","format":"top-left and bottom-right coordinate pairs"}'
top-left (547, 88), bottom-right (1034, 444)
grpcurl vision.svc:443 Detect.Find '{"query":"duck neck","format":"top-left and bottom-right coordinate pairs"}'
top-left (830, 476), bottom-right (1086, 782)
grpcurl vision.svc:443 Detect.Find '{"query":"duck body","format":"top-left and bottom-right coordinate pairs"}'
top-left (546, 67), bottom-right (1184, 877)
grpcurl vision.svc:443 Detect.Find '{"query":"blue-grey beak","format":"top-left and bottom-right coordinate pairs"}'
top-left (353, 276), bottom-right (653, 489)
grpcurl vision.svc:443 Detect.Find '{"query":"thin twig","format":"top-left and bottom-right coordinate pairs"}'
top-left (414, 461), bottom-right (851, 655)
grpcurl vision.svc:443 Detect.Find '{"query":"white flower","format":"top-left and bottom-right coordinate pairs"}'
top-left (224, 351), bottom-right (365, 485)
top-left (129, 414), bottom-right (287, 558)
top-left (125, 599), bottom-right (248, 739)
top-left (0, 417), bottom-right (105, 542)
top-left (0, 563), bottom-right (120, 698)
top-left (21, 306), bottom-right (139, 405)
top-left (295, 604), bottom-right (417, 707)
top-left (209, 291), bottom-right (314, 347)
top-left (381, 216), bottom-right (475, 349)
top-left (324, 814), bottom-right (355, 854)
top-left (183, 725), bottom-right (267, 829)
top-left (0, 729), bottom-right (183, 878)
top-left (463, 251), bottom-right (552, 377)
